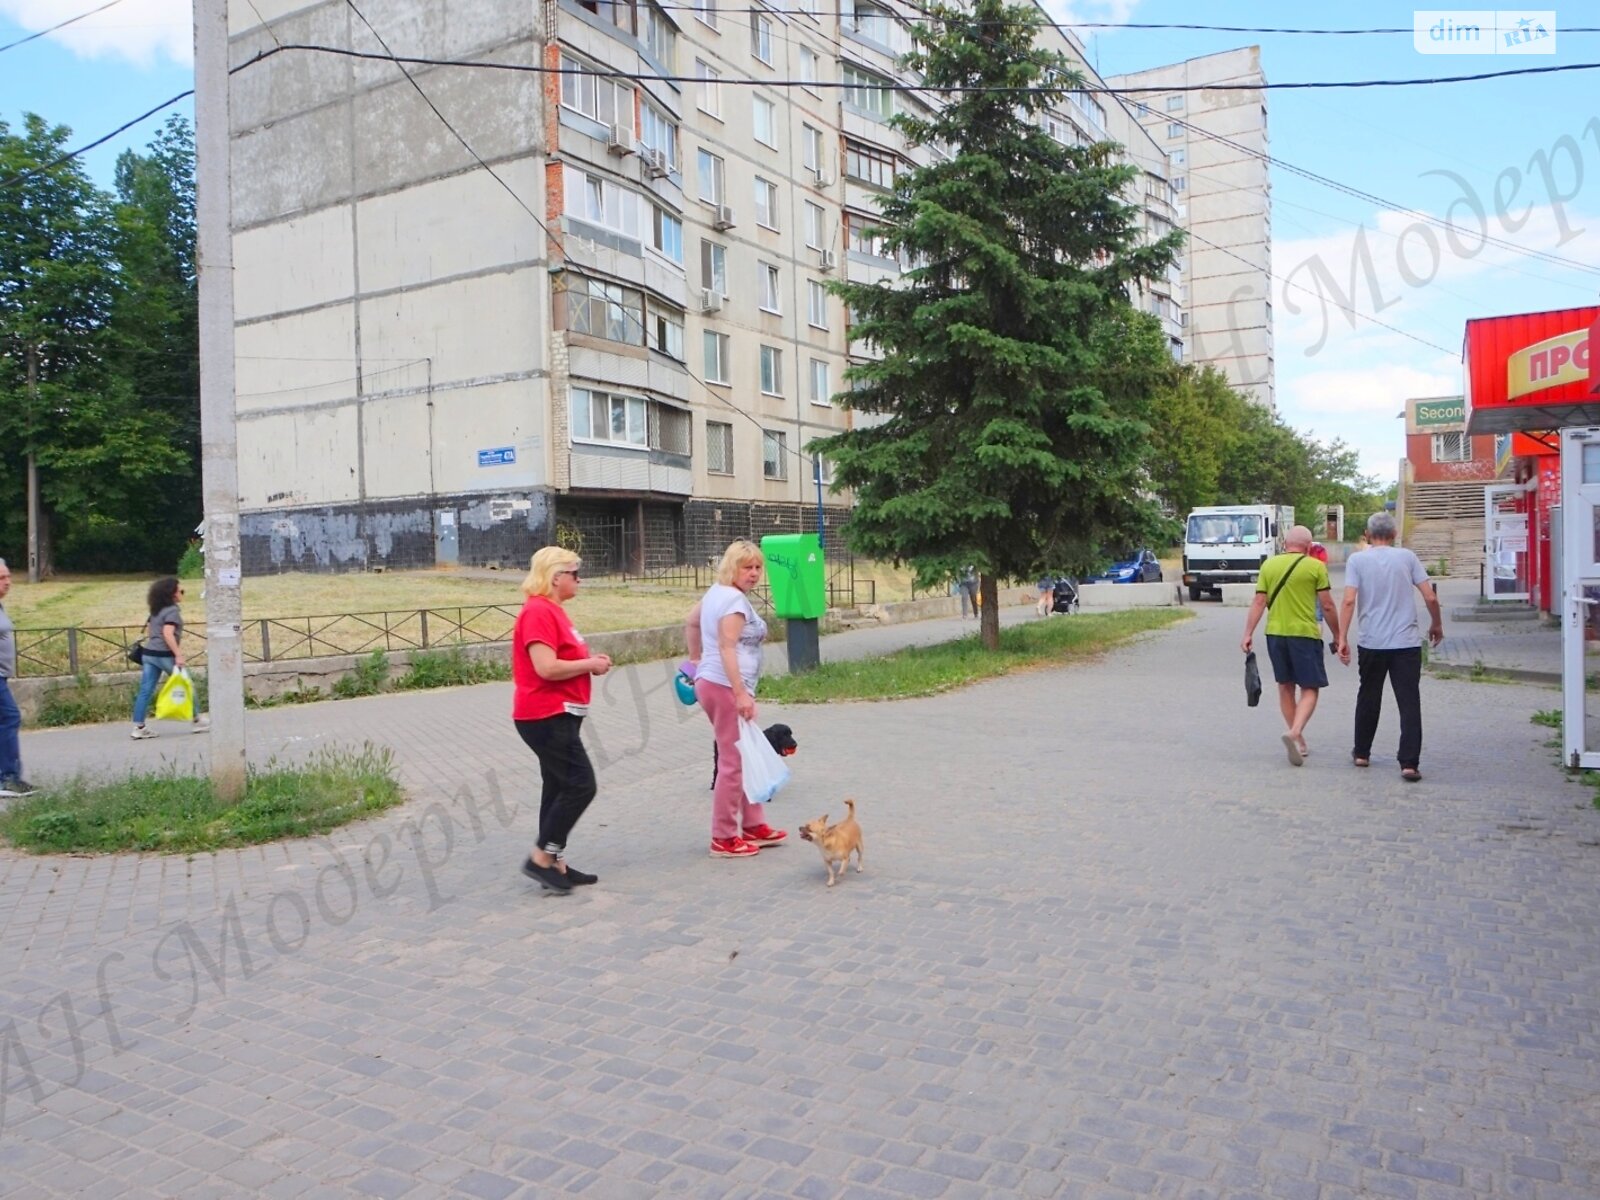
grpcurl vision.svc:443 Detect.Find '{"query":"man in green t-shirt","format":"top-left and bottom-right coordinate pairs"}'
top-left (1240, 525), bottom-right (1342, 767)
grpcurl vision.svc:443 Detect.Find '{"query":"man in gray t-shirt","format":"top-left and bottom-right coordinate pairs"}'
top-left (1336, 513), bottom-right (1444, 781)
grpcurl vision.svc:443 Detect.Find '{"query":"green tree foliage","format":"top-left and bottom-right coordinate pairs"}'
top-left (0, 114), bottom-right (198, 574)
top-left (812, 0), bottom-right (1181, 647)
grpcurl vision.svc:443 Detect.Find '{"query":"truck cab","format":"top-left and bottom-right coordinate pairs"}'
top-left (1182, 504), bottom-right (1292, 601)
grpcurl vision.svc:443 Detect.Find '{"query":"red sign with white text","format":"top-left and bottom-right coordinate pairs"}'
top-left (1464, 306), bottom-right (1600, 434)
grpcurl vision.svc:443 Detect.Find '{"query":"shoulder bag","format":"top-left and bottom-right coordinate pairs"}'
top-left (1266, 554), bottom-right (1308, 609)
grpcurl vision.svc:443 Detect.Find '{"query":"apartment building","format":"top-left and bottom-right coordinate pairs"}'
top-left (1108, 46), bottom-right (1275, 409)
top-left (226, 0), bottom-right (1180, 572)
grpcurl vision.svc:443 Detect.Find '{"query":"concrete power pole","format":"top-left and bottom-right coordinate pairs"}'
top-left (193, 0), bottom-right (247, 800)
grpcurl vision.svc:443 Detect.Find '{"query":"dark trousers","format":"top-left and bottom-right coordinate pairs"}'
top-left (0, 676), bottom-right (21, 783)
top-left (1353, 647), bottom-right (1423, 768)
top-left (515, 714), bottom-right (597, 854)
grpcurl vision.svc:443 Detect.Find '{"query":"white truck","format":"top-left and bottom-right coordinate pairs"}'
top-left (1182, 504), bottom-right (1294, 601)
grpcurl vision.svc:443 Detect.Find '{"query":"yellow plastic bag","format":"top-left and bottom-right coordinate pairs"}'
top-left (153, 668), bottom-right (195, 722)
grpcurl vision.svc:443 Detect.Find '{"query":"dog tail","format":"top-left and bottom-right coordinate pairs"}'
top-left (844, 798), bottom-right (855, 816)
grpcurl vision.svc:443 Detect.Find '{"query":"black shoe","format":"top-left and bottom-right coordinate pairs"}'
top-left (520, 856), bottom-right (572, 892)
top-left (0, 777), bottom-right (37, 798)
top-left (559, 864), bottom-right (598, 886)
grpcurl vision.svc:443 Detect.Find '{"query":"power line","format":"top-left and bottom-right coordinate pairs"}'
top-left (0, 89), bottom-right (193, 190)
top-left (0, 0), bottom-right (127, 55)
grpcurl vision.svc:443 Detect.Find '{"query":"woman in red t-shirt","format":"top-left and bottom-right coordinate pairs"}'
top-left (512, 547), bottom-right (612, 892)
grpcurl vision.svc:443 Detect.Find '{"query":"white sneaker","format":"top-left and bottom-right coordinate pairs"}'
top-left (130, 726), bottom-right (157, 740)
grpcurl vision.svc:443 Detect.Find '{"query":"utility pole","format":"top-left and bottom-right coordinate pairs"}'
top-left (25, 344), bottom-right (40, 583)
top-left (194, 0), bottom-right (247, 799)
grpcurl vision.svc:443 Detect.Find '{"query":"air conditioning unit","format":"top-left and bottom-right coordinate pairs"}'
top-left (812, 166), bottom-right (833, 188)
top-left (712, 205), bottom-right (736, 231)
top-left (641, 147), bottom-right (669, 178)
top-left (606, 125), bottom-right (634, 155)
top-left (700, 288), bottom-right (723, 314)
top-left (817, 248), bottom-right (837, 272)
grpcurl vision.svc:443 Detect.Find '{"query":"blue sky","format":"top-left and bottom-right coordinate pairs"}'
top-left (3, 0), bottom-right (1598, 485)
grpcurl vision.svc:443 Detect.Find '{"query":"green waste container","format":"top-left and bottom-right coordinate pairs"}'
top-left (761, 533), bottom-right (826, 619)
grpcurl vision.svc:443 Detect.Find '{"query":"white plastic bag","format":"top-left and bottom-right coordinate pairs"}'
top-left (736, 718), bottom-right (791, 806)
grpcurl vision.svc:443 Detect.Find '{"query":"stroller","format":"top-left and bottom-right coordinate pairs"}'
top-left (1050, 576), bottom-right (1079, 614)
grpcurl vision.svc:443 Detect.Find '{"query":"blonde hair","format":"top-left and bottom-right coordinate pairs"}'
top-left (715, 539), bottom-right (764, 586)
top-left (522, 546), bottom-right (581, 598)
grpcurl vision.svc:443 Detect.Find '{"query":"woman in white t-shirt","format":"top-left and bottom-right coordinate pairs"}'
top-left (687, 540), bottom-right (788, 859)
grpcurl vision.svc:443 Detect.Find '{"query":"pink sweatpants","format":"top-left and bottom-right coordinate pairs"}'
top-left (696, 678), bottom-right (765, 840)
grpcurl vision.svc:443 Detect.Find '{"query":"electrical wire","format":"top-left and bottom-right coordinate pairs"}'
top-left (0, 0), bottom-right (127, 55)
top-left (0, 89), bottom-right (193, 190)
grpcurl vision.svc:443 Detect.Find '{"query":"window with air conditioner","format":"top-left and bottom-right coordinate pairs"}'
top-left (753, 96), bottom-right (778, 148)
top-left (808, 358), bottom-right (831, 406)
top-left (750, 13), bottom-right (773, 64)
top-left (754, 177), bottom-right (779, 230)
top-left (707, 420), bottom-right (734, 474)
top-left (758, 263), bottom-right (781, 313)
top-left (759, 345), bottom-right (783, 395)
top-left (571, 388), bottom-right (647, 448)
top-left (568, 275), bottom-right (645, 345)
top-left (695, 59), bottom-right (721, 117)
top-left (650, 205), bottom-right (683, 264)
top-left (704, 330), bottom-right (730, 383)
top-left (700, 240), bottom-right (727, 296)
top-left (560, 55), bottom-right (635, 136)
top-left (802, 124), bottom-right (824, 173)
top-left (807, 280), bottom-right (828, 329)
top-left (1432, 432), bottom-right (1471, 463)
top-left (639, 103), bottom-right (679, 172)
top-left (763, 429), bottom-right (788, 479)
top-left (697, 149), bottom-right (725, 205)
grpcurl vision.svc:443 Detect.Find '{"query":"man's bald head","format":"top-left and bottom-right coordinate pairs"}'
top-left (1285, 525), bottom-right (1314, 551)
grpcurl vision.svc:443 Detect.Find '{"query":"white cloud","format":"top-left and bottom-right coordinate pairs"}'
top-left (0, 0), bottom-right (193, 67)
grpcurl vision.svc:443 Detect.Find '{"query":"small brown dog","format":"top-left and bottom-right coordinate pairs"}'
top-left (798, 799), bottom-right (864, 887)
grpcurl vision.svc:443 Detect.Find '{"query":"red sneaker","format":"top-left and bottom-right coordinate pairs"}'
top-left (743, 825), bottom-right (787, 847)
top-left (709, 837), bottom-right (759, 858)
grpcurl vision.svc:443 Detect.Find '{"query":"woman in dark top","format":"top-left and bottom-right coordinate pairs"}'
top-left (131, 577), bottom-right (206, 739)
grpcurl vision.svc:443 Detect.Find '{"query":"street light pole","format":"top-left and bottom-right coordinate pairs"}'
top-left (194, 0), bottom-right (247, 799)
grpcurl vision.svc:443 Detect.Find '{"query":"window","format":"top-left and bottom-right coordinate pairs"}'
top-left (759, 345), bottom-right (783, 394)
top-left (563, 167), bottom-right (642, 238)
top-left (750, 13), bottom-right (773, 63)
top-left (568, 275), bottom-right (644, 344)
top-left (648, 403), bottom-right (691, 455)
top-left (808, 357), bottom-right (830, 406)
top-left (754, 176), bottom-right (779, 229)
top-left (639, 103), bottom-right (679, 171)
top-left (807, 279), bottom-right (827, 328)
top-left (1172, 177), bottom-right (1186, 192)
top-left (795, 0), bottom-right (816, 16)
top-left (703, 330), bottom-right (730, 383)
top-left (1432, 432), bottom-right (1471, 463)
top-left (804, 201), bottom-right (825, 249)
top-left (799, 46), bottom-right (818, 90)
top-left (1171, 148), bottom-right (1186, 167)
top-left (696, 59), bottom-right (721, 117)
top-left (650, 304), bottom-right (685, 359)
top-left (1166, 93), bottom-right (1184, 111)
top-left (697, 148), bottom-right (725, 205)
top-left (841, 63), bottom-right (893, 120)
top-left (851, 0), bottom-right (892, 45)
top-left (700, 240), bottom-right (727, 296)
top-left (1167, 122), bottom-right (1183, 139)
top-left (753, 96), bottom-right (777, 147)
top-left (844, 139), bottom-right (896, 188)
top-left (644, 3), bottom-right (676, 66)
top-left (571, 388), bottom-right (647, 447)
top-left (560, 55), bottom-right (635, 135)
top-left (759, 262), bottom-right (781, 312)
top-left (707, 421), bottom-right (734, 473)
top-left (763, 429), bottom-right (787, 478)
top-left (802, 124), bottom-right (824, 173)
top-left (578, 0), bottom-right (636, 35)
top-left (846, 212), bottom-right (891, 258)
top-left (651, 205), bottom-right (683, 263)
top-left (690, 0), bottom-right (716, 30)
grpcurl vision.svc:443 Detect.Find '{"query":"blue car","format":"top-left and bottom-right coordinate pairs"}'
top-left (1085, 549), bottom-right (1163, 584)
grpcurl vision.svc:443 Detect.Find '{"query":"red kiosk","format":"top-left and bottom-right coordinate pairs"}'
top-left (1462, 306), bottom-right (1600, 614)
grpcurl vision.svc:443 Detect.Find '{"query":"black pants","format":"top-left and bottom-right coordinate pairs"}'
top-left (1353, 647), bottom-right (1423, 769)
top-left (515, 715), bottom-right (597, 854)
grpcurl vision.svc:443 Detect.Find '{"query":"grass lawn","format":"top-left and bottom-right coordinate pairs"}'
top-left (0, 745), bottom-right (404, 854)
top-left (759, 608), bottom-right (1190, 703)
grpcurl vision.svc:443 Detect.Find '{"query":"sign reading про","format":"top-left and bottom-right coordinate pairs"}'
top-left (1508, 329), bottom-right (1591, 400)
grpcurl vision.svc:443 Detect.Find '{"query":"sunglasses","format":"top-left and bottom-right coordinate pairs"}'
top-left (557, 569), bottom-right (582, 580)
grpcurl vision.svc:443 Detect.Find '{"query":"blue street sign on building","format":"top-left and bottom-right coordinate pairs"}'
top-left (477, 446), bottom-right (516, 468)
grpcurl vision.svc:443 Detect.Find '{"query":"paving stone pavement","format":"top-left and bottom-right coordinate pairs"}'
top-left (2, 602), bottom-right (1599, 1200)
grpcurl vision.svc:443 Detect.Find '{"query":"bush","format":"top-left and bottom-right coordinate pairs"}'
top-left (37, 674), bottom-right (138, 727)
top-left (332, 650), bottom-right (390, 698)
top-left (396, 647), bottom-right (509, 690)
top-left (177, 539), bottom-right (205, 579)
